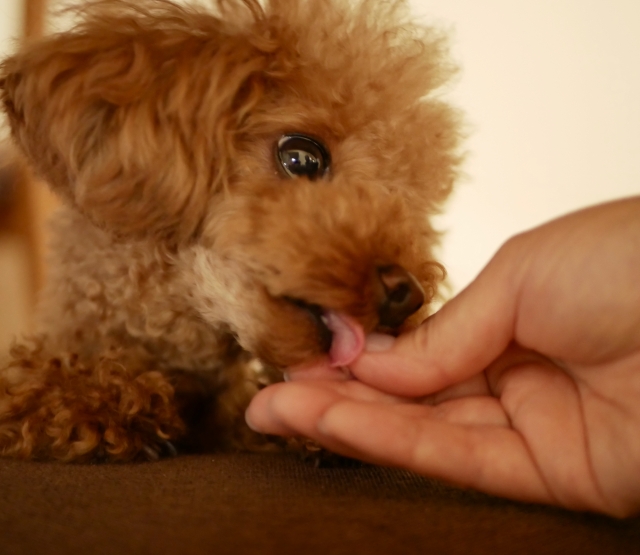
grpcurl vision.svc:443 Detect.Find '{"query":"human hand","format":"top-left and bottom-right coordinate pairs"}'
top-left (246, 197), bottom-right (640, 517)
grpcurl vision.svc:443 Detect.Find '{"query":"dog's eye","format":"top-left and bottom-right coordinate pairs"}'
top-left (276, 134), bottom-right (330, 180)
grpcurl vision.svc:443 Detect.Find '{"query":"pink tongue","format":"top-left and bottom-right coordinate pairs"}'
top-left (324, 311), bottom-right (366, 367)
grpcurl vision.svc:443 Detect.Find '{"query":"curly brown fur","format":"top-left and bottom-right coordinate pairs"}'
top-left (0, 0), bottom-right (462, 461)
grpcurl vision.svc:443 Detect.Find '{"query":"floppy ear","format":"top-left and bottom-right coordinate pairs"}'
top-left (0, 0), bottom-right (269, 242)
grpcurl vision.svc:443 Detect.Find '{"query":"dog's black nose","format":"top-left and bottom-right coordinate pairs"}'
top-left (377, 265), bottom-right (425, 329)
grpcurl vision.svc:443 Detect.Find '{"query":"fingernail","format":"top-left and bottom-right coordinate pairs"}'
top-left (365, 333), bottom-right (395, 353)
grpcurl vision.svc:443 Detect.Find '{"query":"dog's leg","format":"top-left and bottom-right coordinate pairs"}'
top-left (166, 358), bottom-right (281, 454)
top-left (0, 337), bottom-right (187, 462)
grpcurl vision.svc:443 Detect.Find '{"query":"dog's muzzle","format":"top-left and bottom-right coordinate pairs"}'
top-left (286, 263), bottom-right (424, 357)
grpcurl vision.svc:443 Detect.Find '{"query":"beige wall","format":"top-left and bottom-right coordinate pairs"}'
top-left (410, 0), bottom-right (640, 292)
top-left (0, 0), bottom-right (22, 136)
top-left (0, 0), bottom-right (21, 59)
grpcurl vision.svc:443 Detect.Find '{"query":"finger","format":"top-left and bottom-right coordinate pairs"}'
top-left (245, 380), bottom-right (403, 436)
top-left (246, 376), bottom-right (509, 438)
top-left (424, 372), bottom-right (491, 405)
top-left (317, 400), bottom-right (556, 506)
top-left (246, 383), bottom-right (338, 437)
top-left (488, 360), bottom-right (610, 512)
top-left (284, 358), bottom-right (352, 382)
top-left (366, 396), bottom-right (511, 428)
top-left (429, 395), bottom-right (510, 427)
top-left (350, 245), bottom-right (524, 396)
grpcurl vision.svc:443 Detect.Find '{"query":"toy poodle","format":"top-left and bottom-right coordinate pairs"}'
top-left (0, 0), bottom-right (461, 461)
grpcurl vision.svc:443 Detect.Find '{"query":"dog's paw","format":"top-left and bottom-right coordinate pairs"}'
top-left (286, 437), bottom-right (364, 469)
top-left (141, 440), bottom-right (179, 461)
top-left (0, 346), bottom-right (186, 462)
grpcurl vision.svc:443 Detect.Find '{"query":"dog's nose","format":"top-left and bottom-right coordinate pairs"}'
top-left (376, 265), bottom-right (425, 329)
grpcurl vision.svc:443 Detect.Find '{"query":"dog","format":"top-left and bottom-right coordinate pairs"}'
top-left (0, 0), bottom-right (461, 461)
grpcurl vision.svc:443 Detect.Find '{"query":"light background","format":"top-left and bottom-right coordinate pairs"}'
top-left (0, 0), bottom-right (21, 79)
top-left (411, 0), bottom-right (640, 292)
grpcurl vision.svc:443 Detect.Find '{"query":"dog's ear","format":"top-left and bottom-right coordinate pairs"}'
top-left (0, 1), bottom-right (269, 243)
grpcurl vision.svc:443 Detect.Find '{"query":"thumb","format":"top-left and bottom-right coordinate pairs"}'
top-left (350, 245), bottom-right (522, 397)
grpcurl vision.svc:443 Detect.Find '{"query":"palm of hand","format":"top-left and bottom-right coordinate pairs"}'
top-left (453, 347), bottom-right (640, 516)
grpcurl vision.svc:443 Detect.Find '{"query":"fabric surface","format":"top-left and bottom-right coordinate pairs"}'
top-left (1, 452), bottom-right (638, 554)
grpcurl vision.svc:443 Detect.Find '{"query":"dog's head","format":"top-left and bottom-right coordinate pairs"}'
top-left (0, 0), bottom-right (461, 368)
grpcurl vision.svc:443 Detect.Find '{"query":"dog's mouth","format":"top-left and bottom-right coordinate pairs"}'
top-left (285, 297), bottom-right (366, 367)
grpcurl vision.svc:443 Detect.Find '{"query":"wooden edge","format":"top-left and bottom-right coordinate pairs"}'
top-left (7, 0), bottom-right (58, 315)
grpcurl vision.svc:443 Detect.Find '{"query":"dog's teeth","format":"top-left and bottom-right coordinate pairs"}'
top-left (320, 315), bottom-right (330, 327)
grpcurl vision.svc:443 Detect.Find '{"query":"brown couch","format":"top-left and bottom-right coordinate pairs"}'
top-left (2, 452), bottom-right (639, 554)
